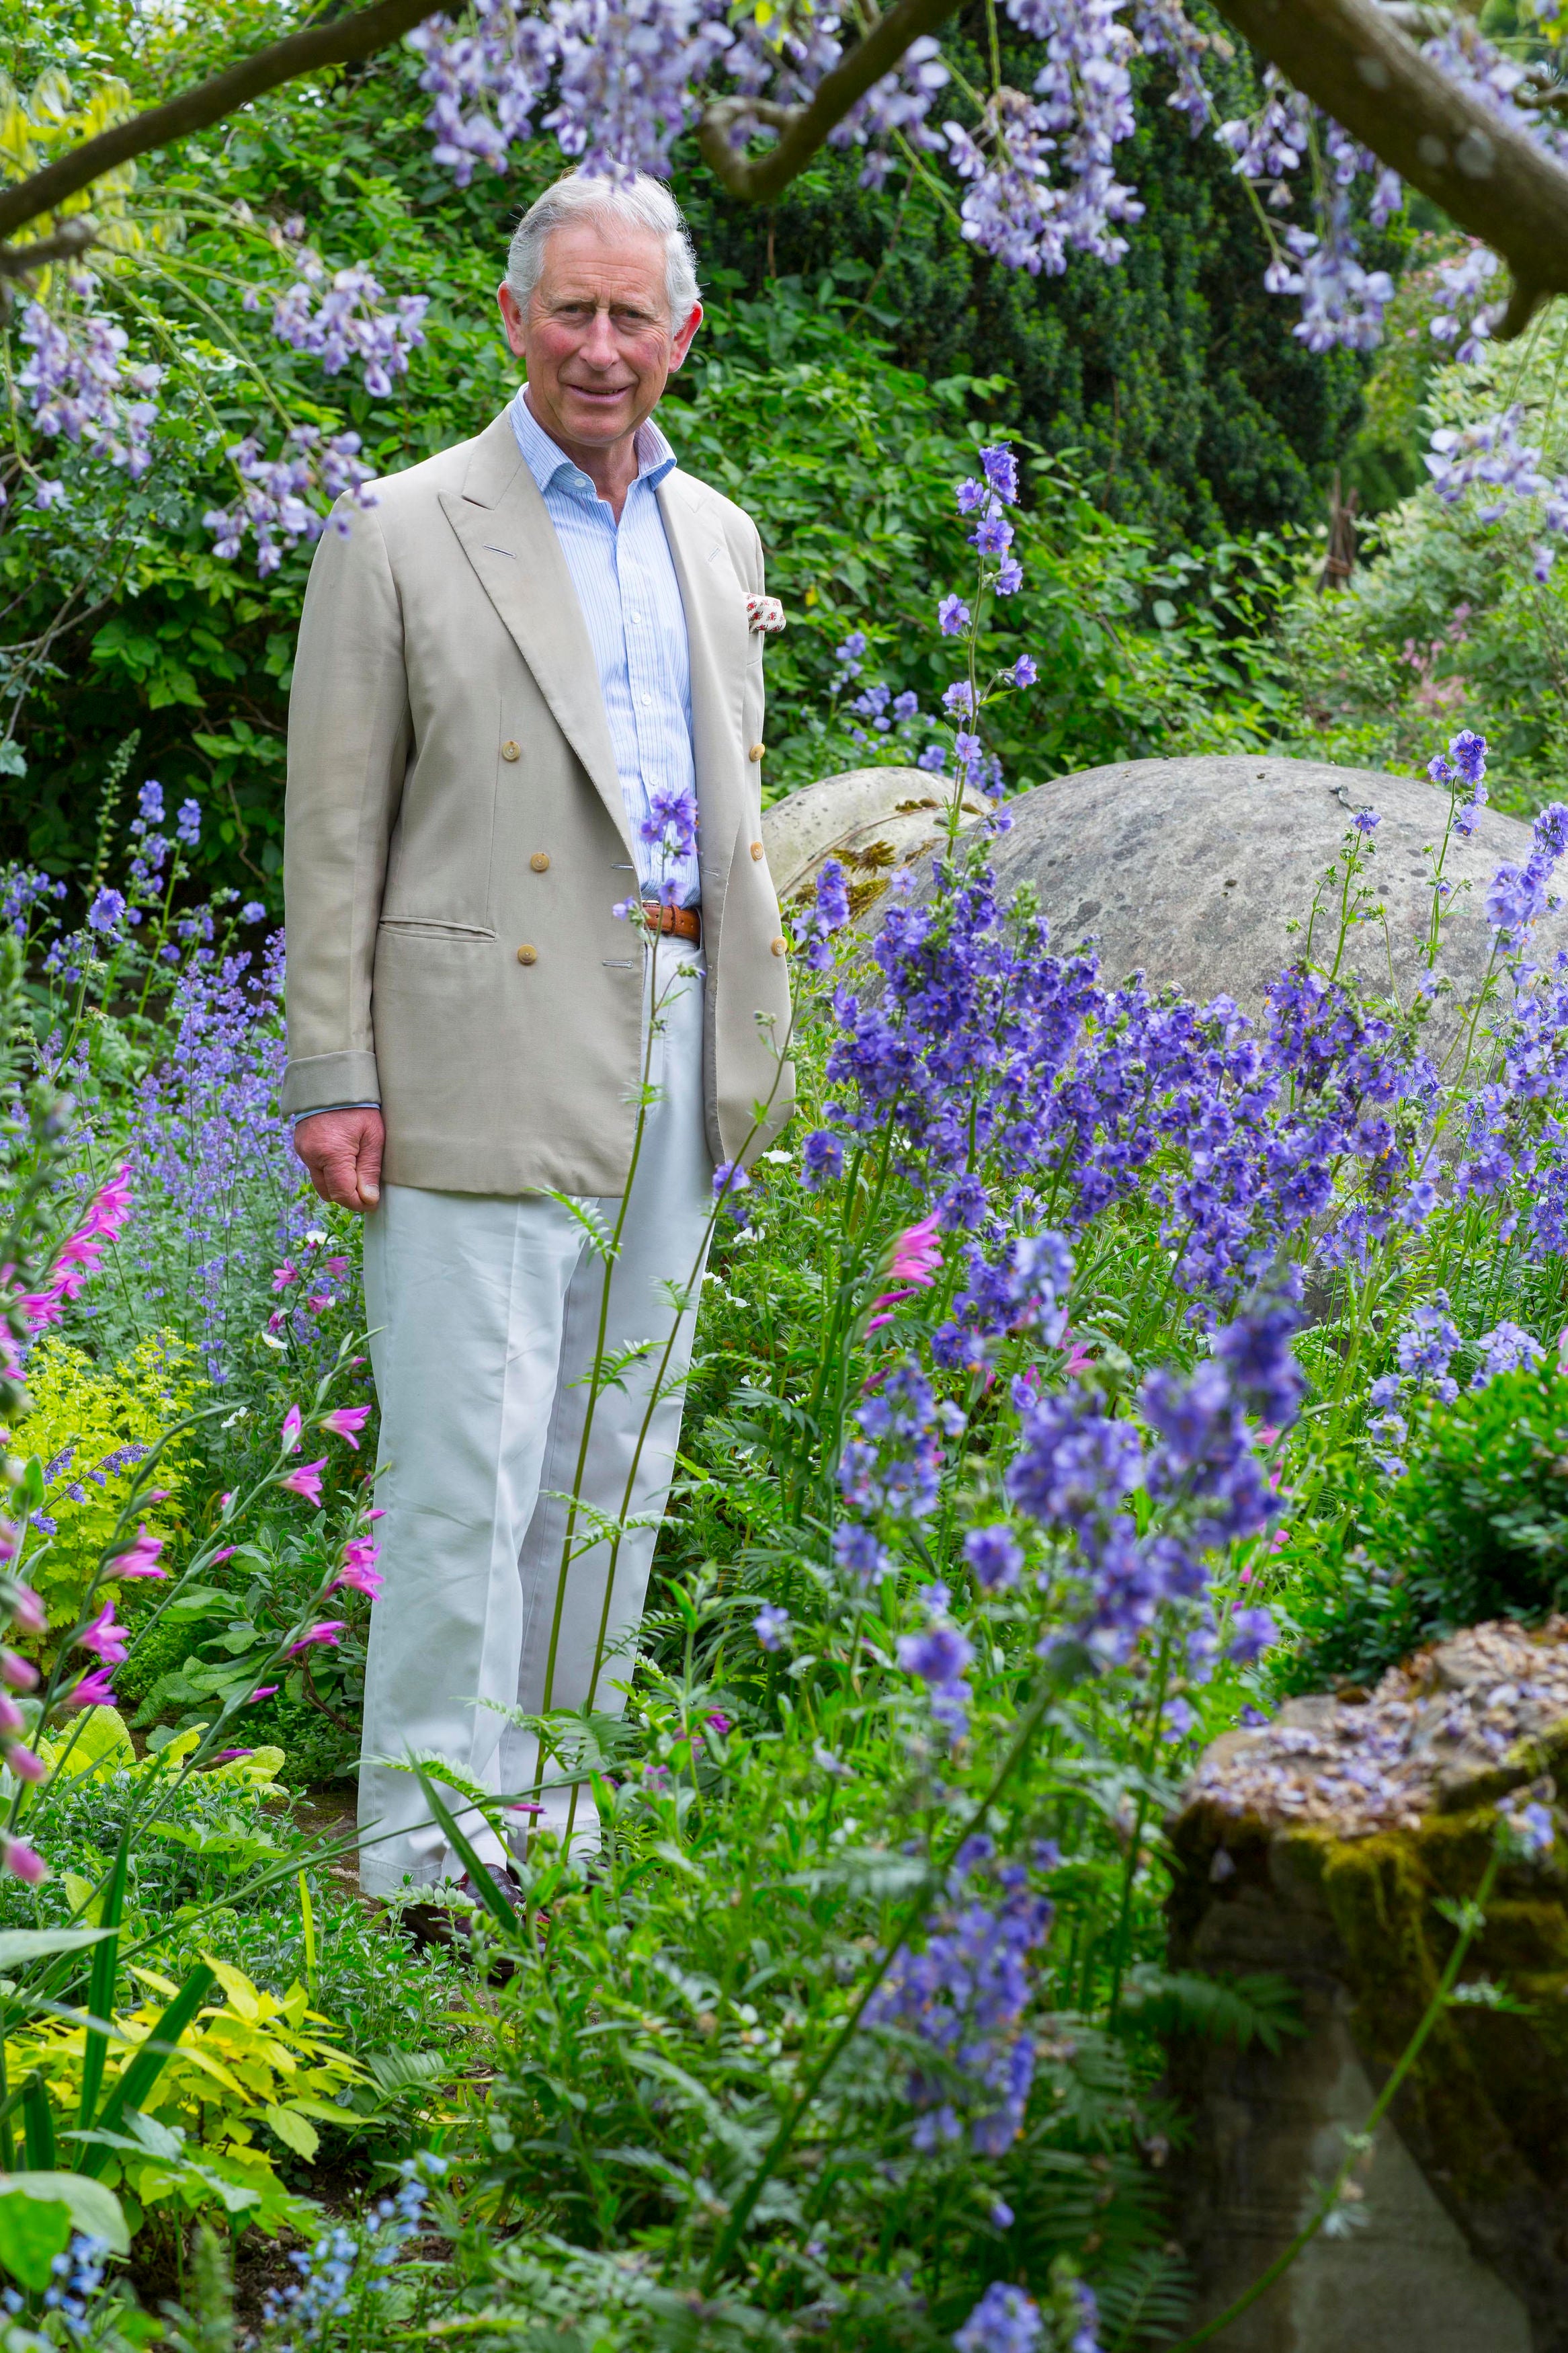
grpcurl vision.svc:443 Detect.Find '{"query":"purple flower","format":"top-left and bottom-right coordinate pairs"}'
top-left (955, 2284), bottom-right (1042, 2351)
top-left (939, 594), bottom-right (971, 637)
top-left (1353, 809), bottom-right (1380, 836)
top-left (1010, 655), bottom-right (1038, 687)
top-left (964, 1525), bottom-right (1022, 1591)
top-left (241, 900), bottom-right (267, 923)
top-left (176, 798), bottom-right (202, 847)
top-left (1473, 1321), bottom-right (1545, 1385)
top-left (980, 444), bottom-right (1018, 505)
top-left (802, 1129), bottom-right (844, 1189)
top-left (834, 1523), bottom-right (891, 1585)
top-left (956, 479), bottom-right (989, 516)
top-left (897, 1618), bottom-right (975, 1685)
top-left (973, 514), bottom-right (1014, 558)
top-left (87, 887), bottom-right (126, 935)
top-left (712, 1160), bottom-right (751, 1224)
top-left (995, 558), bottom-right (1023, 596)
top-left (1228, 1605), bottom-right (1278, 1664)
top-left (138, 781), bottom-right (165, 824)
top-left (753, 1602), bottom-right (790, 1651)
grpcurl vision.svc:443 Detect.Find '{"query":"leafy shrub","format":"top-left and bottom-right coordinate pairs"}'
top-left (9, 1332), bottom-right (194, 1638)
top-left (9, 1960), bottom-right (362, 2231)
top-left (1282, 1364), bottom-right (1568, 1691)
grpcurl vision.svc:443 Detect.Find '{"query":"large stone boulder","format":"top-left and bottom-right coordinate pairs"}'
top-left (764, 756), bottom-right (1567, 1024)
top-left (1167, 1619), bottom-right (1568, 2352)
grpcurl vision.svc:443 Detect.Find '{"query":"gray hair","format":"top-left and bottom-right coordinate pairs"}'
top-left (505, 173), bottom-right (700, 331)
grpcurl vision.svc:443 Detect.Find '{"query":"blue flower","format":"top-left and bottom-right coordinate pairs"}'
top-left (940, 594), bottom-right (971, 637)
top-left (176, 797), bottom-right (202, 847)
top-left (973, 514), bottom-right (1014, 558)
top-left (964, 1525), bottom-right (1022, 1591)
top-left (980, 444), bottom-right (1019, 505)
top-left (956, 478), bottom-right (989, 516)
top-left (954, 2282), bottom-right (1043, 2351)
top-left (1011, 655), bottom-right (1038, 687)
top-left (1228, 1605), bottom-right (1278, 1664)
top-left (917, 744), bottom-right (948, 772)
top-left (995, 557), bottom-right (1024, 595)
top-left (802, 1129), bottom-right (844, 1189)
top-left (834, 1523), bottom-right (891, 1585)
top-left (138, 780), bottom-right (165, 824)
top-left (753, 1601), bottom-right (790, 1650)
top-left (87, 887), bottom-right (126, 934)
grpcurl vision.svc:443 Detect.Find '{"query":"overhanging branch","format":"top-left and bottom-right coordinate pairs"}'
top-left (1210, 0), bottom-right (1568, 325)
top-left (697, 0), bottom-right (962, 202)
top-left (0, 0), bottom-right (439, 245)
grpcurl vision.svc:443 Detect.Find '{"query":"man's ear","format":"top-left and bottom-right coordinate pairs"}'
top-left (497, 281), bottom-right (528, 358)
top-left (668, 301), bottom-right (704, 373)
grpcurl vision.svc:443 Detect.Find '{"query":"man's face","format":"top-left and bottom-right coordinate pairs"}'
top-left (498, 220), bottom-right (702, 454)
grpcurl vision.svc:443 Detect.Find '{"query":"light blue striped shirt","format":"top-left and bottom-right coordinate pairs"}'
top-left (508, 387), bottom-right (700, 910)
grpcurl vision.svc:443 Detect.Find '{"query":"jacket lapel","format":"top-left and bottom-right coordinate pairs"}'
top-left (657, 467), bottom-right (746, 908)
top-left (438, 411), bottom-right (631, 856)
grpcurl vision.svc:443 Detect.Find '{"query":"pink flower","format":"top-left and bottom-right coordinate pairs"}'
top-left (66, 1667), bottom-right (116, 1710)
top-left (1270, 1527), bottom-right (1289, 1552)
top-left (306, 1292), bottom-right (333, 1315)
top-left (5, 1745), bottom-right (44, 1784)
top-left (325, 1256), bottom-right (349, 1277)
top-left (1063, 1341), bottom-right (1096, 1378)
top-left (110, 1525), bottom-right (165, 1581)
top-left (272, 1262), bottom-right (300, 1292)
top-left (209, 1546), bottom-right (235, 1565)
top-left (321, 1405), bottom-right (371, 1449)
top-left (249, 1685), bottom-right (279, 1703)
top-left (77, 1602), bottom-right (128, 1664)
top-left (1239, 1565), bottom-right (1252, 1585)
top-left (0, 1651), bottom-right (37, 1693)
top-left (704, 1711), bottom-right (733, 1738)
top-left (213, 1749), bottom-right (253, 1763)
top-left (267, 1310), bottom-right (287, 1336)
top-left (0, 1696), bottom-right (23, 1739)
top-left (280, 1458), bottom-right (326, 1506)
top-left (328, 1538), bottom-right (382, 1599)
top-left (23, 1166), bottom-right (132, 1333)
top-left (0, 1524), bottom-right (19, 1566)
top-left (2, 1837), bottom-right (46, 1885)
top-left (888, 1214), bottom-right (942, 1287)
top-left (218, 1492), bottom-right (233, 1511)
top-left (1559, 1326), bottom-right (1568, 1378)
top-left (286, 1620), bottom-right (345, 1657)
top-left (280, 1405), bottom-right (302, 1455)
top-left (9, 1585), bottom-right (46, 1636)
top-left (868, 1215), bottom-right (944, 1328)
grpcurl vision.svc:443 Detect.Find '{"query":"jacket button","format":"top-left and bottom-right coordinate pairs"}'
top-left (749, 742), bottom-right (766, 762)
top-left (501, 740), bottom-right (521, 762)
top-left (749, 840), bottom-right (765, 862)
top-left (516, 944), bottom-right (538, 965)
top-left (530, 852), bottom-right (550, 873)
top-left (770, 936), bottom-right (787, 957)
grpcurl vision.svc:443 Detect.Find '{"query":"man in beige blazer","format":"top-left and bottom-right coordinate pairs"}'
top-left (284, 171), bottom-right (792, 1903)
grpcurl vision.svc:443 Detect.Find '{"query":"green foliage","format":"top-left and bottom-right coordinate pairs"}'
top-left (1279, 302), bottom-right (1568, 811)
top-left (11, 1334), bottom-right (194, 1638)
top-left (1284, 1365), bottom-right (1568, 1691)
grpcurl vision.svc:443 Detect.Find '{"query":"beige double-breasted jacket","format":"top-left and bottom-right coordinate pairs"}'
top-left (281, 405), bottom-right (794, 1195)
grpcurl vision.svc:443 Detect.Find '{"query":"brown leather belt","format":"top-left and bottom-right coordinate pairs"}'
top-left (641, 903), bottom-right (701, 943)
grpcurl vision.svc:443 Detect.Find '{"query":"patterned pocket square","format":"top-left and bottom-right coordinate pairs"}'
top-left (745, 594), bottom-right (786, 635)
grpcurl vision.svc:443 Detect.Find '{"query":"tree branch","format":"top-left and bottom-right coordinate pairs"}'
top-left (0, 0), bottom-right (438, 245)
top-left (1210, 0), bottom-right (1568, 326)
top-left (0, 218), bottom-right (99, 279)
top-left (696, 0), bottom-right (962, 202)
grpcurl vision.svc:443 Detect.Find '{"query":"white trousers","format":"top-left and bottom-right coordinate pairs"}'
top-left (357, 953), bottom-right (712, 1896)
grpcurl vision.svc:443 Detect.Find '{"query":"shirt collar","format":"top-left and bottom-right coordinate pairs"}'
top-left (509, 387), bottom-right (677, 502)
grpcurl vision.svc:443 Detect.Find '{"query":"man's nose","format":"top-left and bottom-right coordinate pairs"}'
top-left (580, 307), bottom-right (622, 368)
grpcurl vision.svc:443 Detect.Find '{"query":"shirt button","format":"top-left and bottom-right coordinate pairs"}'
top-left (749, 841), bottom-right (765, 862)
top-left (530, 852), bottom-right (550, 873)
top-left (501, 741), bottom-right (521, 762)
top-left (770, 936), bottom-right (788, 958)
top-left (749, 742), bottom-right (766, 762)
top-left (516, 944), bottom-right (538, 966)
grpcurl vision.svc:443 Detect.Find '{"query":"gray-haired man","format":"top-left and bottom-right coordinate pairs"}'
top-left (284, 173), bottom-right (792, 1901)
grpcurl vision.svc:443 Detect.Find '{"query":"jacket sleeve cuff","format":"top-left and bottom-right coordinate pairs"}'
top-left (282, 1051), bottom-right (382, 1117)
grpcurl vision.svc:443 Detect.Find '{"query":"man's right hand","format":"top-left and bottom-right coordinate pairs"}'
top-left (293, 1107), bottom-right (386, 1213)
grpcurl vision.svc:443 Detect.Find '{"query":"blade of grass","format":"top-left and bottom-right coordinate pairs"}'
top-left (76, 1963), bottom-right (214, 2177)
top-left (77, 1829), bottom-right (130, 2132)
